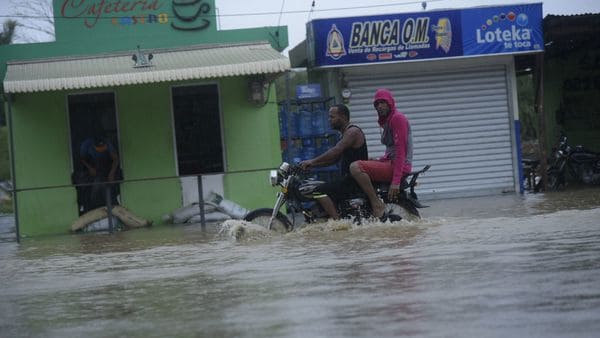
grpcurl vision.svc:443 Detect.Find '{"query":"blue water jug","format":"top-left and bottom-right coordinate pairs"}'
top-left (312, 109), bottom-right (328, 135)
top-left (278, 108), bottom-right (288, 138)
top-left (301, 138), bottom-right (315, 160)
top-left (287, 110), bottom-right (301, 137)
top-left (298, 110), bottom-right (314, 137)
top-left (289, 139), bottom-right (303, 163)
top-left (303, 146), bottom-right (316, 160)
top-left (302, 137), bottom-right (313, 148)
top-left (318, 137), bottom-right (330, 154)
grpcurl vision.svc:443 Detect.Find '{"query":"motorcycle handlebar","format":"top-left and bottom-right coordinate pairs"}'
top-left (288, 164), bottom-right (309, 175)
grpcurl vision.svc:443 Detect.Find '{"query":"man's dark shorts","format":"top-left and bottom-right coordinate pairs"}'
top-left (314, 175), bottom-right (362, 203)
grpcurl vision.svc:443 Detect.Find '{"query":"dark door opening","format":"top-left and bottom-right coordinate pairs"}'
top-left (68, 92), bottom-right (121, 213)
top-left (172, 84), bottom-right (223, 175)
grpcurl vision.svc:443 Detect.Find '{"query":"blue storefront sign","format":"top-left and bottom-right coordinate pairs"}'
top-left (296, 84), bottom-right (322, 99)
top-left (308, 3), bottom-right (543, 67)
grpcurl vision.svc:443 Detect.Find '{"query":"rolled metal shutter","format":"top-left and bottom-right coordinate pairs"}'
top-left (345, 65), bottom-right (515, 198)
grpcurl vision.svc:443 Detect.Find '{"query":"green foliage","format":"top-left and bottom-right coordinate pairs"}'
top-left (0, 125), bottom-right (12, 213)
top-left (0, 20), bottom-right (17, 45)
top-left (517, 74), bottom-right (538, 141)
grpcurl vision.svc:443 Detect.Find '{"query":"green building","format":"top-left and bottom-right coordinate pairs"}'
top-left (0, 0), bottom-right (290, 237)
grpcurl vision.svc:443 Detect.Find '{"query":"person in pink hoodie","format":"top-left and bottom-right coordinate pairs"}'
top-left (350, 89), bottom-right (413, 218)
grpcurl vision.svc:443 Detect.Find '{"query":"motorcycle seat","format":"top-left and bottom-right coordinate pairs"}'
top-left (373, 178), bottom-right (409, 191)
top-left (522, 158), bottom-right (540, 166)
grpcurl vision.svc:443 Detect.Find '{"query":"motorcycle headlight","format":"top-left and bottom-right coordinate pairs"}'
top-left (279, 162), bottom-right (290, 173)
top-left (269, 170), bottom-right (279, 186)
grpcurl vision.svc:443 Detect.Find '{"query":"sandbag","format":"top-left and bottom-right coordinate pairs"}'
top-left (112, 205), bottom-right (152, 228)
top-left (71, 207), bottom-right (107, 232)
top-left (165, 202), bottom-right (217, 224)
top-left (187, 211), bottom-right (231, 224)
top-left (207, 191), bottom-right (248, 219)
top-left (83, 216), bottom-right (120, 233)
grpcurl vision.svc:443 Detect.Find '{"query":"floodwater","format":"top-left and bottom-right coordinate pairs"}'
top-left (1, 188), bottom-right (599, 338)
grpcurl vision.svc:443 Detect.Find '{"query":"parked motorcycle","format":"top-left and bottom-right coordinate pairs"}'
top-left (522, 158), bottom-right (543, 192)
top-left (547, 134), bottom-right (600, 191)
top-left (244, 162), bottom-right (431, 232)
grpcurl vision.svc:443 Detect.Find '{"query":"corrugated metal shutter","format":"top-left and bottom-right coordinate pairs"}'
top-left (345, 65), bottom-right (515, 198)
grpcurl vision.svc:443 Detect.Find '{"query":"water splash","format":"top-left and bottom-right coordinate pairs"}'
top-left (218, 219), bottom-right (274, 242)
top-left (218, 214), bottom-right (441, 242)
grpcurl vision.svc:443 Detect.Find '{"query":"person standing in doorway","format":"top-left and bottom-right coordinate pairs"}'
top-left (350, 89), bottom-right (413, 218)
top-left (80, 136), bottom-right (119, 183)
top-left (78, 136), bottom-right (120, 212)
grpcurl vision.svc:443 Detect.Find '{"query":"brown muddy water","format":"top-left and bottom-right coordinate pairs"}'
top-left (1, 187), bottom-right (599, 338)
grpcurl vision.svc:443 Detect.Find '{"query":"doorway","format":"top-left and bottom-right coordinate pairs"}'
top-left (172, 84), bottom-right (224, 175)
top-left (68, 92), bottom-right (120, 213)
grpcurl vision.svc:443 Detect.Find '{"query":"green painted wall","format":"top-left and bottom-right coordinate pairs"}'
top-left (220, 78), bottom-right (282, 210)
top-left (7, 86), bottom-right (183, 236)
top-left (52, 0), bottom-right (291, 52)
top-left (8, 76), bottom-right (284, 236)
top-left (10, 91), bottom-right (78, 236)
top-left (54, 0), bottom-right (220, 40)
top-left (116, 83), bottom-right (181, 224)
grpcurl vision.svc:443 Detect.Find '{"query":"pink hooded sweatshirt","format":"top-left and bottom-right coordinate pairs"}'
top-left (374, 89), bottom-right (413, 185)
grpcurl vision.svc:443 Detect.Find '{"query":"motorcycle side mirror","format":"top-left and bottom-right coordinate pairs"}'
top-left (559, 135), bottom-right (567, 146)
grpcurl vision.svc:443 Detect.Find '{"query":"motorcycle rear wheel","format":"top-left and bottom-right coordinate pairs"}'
top-left (244, 208), bottom-right (293, 233)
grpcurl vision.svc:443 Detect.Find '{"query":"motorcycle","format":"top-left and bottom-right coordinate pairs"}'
top-left (243, 162), bottom-right (431, 232)
top-left (522, 157), bottom-right (543, 192)
top-left (547, 134), bottom-right (600, 190)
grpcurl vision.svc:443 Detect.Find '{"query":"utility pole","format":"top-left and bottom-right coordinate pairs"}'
top-left (535, 52), bottom-right (547, 190)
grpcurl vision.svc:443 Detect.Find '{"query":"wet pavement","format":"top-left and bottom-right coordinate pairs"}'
top-left (423, 187), bottom-right (600, 218)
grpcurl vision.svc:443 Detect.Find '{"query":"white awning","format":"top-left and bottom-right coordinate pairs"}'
top-left (3, 41), bottom-right (290, 93)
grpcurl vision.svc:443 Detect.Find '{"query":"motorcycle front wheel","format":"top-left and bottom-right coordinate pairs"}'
top-left (244, 208), bottom-right (293, 233)
top-left (547, 168), bottom-right (565, 191)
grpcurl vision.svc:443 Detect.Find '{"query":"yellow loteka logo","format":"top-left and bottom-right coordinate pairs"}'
top-left (432, 18), bottom-right (452, 53)
top-left (326, 24), bottom-right (347, 60)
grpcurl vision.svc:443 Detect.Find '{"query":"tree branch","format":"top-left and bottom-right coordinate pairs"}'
top-left (8, 0), bottom-right (55, 42)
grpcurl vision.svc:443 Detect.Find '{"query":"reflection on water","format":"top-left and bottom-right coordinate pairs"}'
top-left (1, 187), bottom-right (600, 337)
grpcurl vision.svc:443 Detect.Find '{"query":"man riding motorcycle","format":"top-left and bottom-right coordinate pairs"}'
top-left (299, 104), bottom-right (368, 219)
top-left (244, 101), bottom-right (428, 230)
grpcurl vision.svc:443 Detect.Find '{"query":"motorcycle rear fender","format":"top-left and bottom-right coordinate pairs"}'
top-left (571, 152), bottom-right (600, 164)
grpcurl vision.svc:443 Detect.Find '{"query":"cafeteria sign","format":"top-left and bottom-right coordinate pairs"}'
top-left (308, 3), bottom-right (543, 67)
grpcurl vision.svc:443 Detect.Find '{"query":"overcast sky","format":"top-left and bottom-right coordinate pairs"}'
top-left (215, 0), bottom-right (600, 54)
top-left (1, 0), bottom-right (599, 53)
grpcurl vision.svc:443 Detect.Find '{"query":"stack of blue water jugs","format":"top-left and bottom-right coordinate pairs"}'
top-left (279, 104), bottom-right (334, 164)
